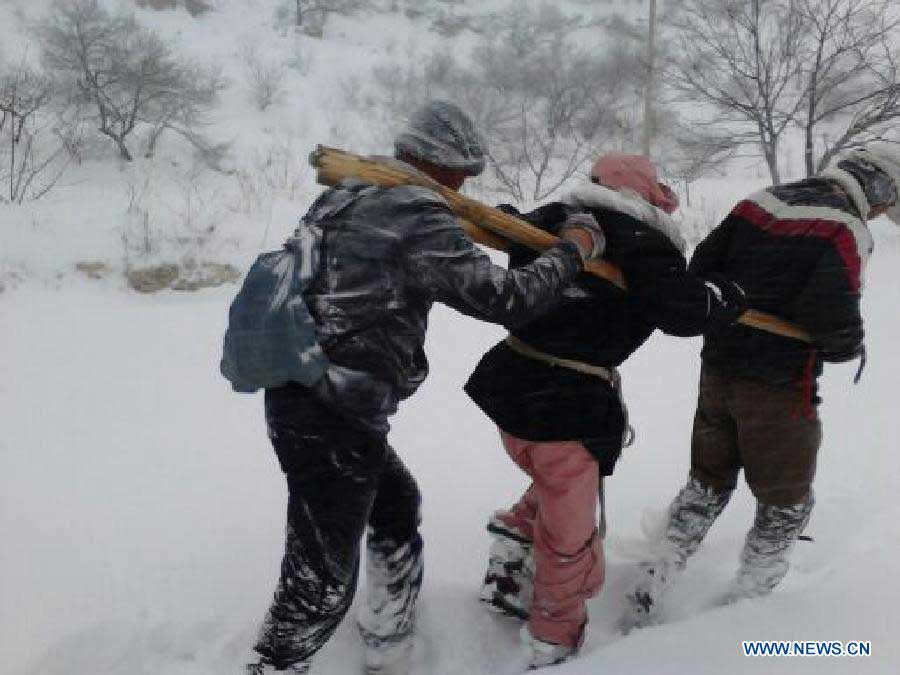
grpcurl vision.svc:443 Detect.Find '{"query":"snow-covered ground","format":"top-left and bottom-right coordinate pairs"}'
top-left (2, 1), bottom-right (900, 673)
top-left (3, 219), bottom-right (899, 675)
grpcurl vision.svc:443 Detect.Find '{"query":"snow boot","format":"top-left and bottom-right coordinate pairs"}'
top-left (622, 477), bottom-right (731, 630)
top-left (360, 631), bottom-right (413, 675)
top-left (480, 514), bottom-right (534, 620)
top-left (358, 529), bottom-right (422, 675)
top-left (621, 557), bottom-right (678, 632)
top-left (520, 625), bottom-right (579, 670)
top-left (726, 492), bottom-right (814, 601)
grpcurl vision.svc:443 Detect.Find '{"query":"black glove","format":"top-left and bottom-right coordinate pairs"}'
top-left (819, 323), bottom-right (865, 367)
top-left (496, 203), bottom-right (521, 216)
top-left (704, 274), bottom-right (747, 329)
top-left (560, 212), bottom-right (606, 260)
top-left (820, 340), bottom-right (866, 384)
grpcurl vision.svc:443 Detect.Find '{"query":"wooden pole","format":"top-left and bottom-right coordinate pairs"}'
top-left (310, 146), bottom-right (626, 288)
top-left (309, 145), bottom-right (811, 343)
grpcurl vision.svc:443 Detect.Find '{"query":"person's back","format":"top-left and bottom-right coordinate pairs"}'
top-left (621, 146), bottom-right (900, 632)
top-left (466, 164), bottom-right (740, 476)
top-left (690, 175), bottom-right (873, 395)
top-left (465, 154), bottom-right (746, 670)
top-left (267, 175), bottom-right (588, 433)
top-left (247, 101), bottom-right (605, 675)
top-left (505, 195), bottom-right (705, 367)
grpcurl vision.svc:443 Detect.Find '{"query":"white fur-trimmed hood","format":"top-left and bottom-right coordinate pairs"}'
top-left (818, 166), bottom-right (871, 222)
top-left (562, 182), bottom-right (687, 254)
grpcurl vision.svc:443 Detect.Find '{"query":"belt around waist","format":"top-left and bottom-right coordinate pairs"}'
top-left (504, 335), bottom-right (618, 384)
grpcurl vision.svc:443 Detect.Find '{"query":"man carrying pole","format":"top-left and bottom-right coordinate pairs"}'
top-left (622, 145), bottom-right (900, 630)
top-left (242, 101), bottom-right (605, 675)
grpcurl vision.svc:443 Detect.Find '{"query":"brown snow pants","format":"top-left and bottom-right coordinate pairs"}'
top-left (690, 365), bottom-right (822, 507)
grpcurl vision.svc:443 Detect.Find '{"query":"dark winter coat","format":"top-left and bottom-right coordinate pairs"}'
top-left (688, 169), bottom-right (872, 402)
top-left (465, 183), bottom-right (719, 475)
top-left (265, 173), bottom-right (584, 433)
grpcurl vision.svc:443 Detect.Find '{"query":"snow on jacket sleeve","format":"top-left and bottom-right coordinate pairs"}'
top-left (396, 187), bottom-right (584, 328)
top-left (794, 244), bottom-right (864, 361)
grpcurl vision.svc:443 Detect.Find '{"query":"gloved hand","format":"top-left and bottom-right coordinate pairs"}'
top-left (560, 212), bottom-right (606, 261)
top-left (704, 274), bottom-right (747, 329)
top-left (819, 326), bottom-right (865, 363)
top-left (820, 339), bottom-right (866, 384)
top-left (496, 203), bottom-right (522, 216)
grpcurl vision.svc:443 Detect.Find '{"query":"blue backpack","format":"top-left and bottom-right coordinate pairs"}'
top-left (220, 219), bottom-right (327, 393)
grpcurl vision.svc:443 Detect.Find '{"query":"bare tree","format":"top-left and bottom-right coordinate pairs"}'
top-left (599, 12), bottom-right (658, 152)
top-left (240, 43), bottom-right (287, 111)
top-left (661, 119), bottom-right (736, 207)
top-left (0, 58), bottom-right (70, 204)
top-left (665, 0), bottom-right (805, 184)
top-left (36, 0), bottom-right (223, 161)
top-left (135, 1), bottom-right (212, 17)
top-left (366, 3), bottom-right (630, 202)
top-left (794, 0), bottom-right (900, 175)
top-left (277, 0), bottom-right (373, 35)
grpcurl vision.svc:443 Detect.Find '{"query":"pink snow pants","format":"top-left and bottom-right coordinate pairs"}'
top-left (495, 432), bottom-right (605, 647)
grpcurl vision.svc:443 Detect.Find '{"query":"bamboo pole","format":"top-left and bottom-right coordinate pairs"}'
top-left (309, 145), bottom-right (811, 343)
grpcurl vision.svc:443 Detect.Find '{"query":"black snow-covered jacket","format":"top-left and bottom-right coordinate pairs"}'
top-left (689, 169), bottom-right (872, 403)
top-left (265, 172), bottom-right (583, 434)
top-left (465, 183), bottom-right (722, 474)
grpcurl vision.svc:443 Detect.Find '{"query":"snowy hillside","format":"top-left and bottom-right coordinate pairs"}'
top-left (2, 1), bottom-right (900, 674)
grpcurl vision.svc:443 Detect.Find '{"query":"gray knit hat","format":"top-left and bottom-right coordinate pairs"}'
top-left (841, 144), bottom-right (900, 225)
top-left (394, 101), bottom-right (486, 176)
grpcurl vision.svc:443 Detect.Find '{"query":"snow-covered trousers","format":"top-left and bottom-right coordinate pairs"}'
top-left (733, 493), bottom-right (814, 597)
top-left (495, 432), bottom-right (605, 647)
top-left (641, 365), bottom-right (822, 603)
top-left (254, 414), bottom-right (423, 670)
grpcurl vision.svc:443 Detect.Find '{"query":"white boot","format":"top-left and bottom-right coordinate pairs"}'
top-left (724, 493), bottom-right (814, 602)
top-left (361, 633), bottom-right (413, 675)
top-left (621, 557), bottom-right (679, 632)
top-left (520, 625), bottom-right (577, 670)
top-left (358, 531), bottom-right (422, 674)
top-left (622, 478), bottom-right (731, 631)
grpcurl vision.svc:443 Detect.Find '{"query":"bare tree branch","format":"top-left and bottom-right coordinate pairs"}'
top-left (35, 0), bottom-right (223, 162)
top-left (664, 0), bottom-right (805, 183)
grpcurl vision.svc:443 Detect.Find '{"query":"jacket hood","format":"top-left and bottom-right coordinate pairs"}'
top-left (818, 166), bottom-right (871, 222)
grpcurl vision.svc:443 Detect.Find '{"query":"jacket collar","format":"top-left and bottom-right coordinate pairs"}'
top-left (562, 182), bottom-right (686, 254)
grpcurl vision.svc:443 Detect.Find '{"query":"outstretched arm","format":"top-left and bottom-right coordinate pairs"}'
top-left (403, 199), bottom-right (585, 328)
top-left (626, 241), bottom-right (719, 337)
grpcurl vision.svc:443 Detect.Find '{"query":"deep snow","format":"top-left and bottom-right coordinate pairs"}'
top-left (2, 1), bottom-right (899, 673)
top-left (2, 218), bottom-right (899, 675)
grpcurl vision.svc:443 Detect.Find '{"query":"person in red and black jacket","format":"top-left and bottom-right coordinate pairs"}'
top-left (464, 154), bottom-right (746, 668)
top-left (622, 145), bottom-right (900, 632)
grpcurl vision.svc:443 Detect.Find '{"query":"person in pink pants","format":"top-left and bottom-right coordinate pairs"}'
top-left (495, 433), bottom-right (605, 650)
top-left (465, 154), bottom-right (747, 668)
